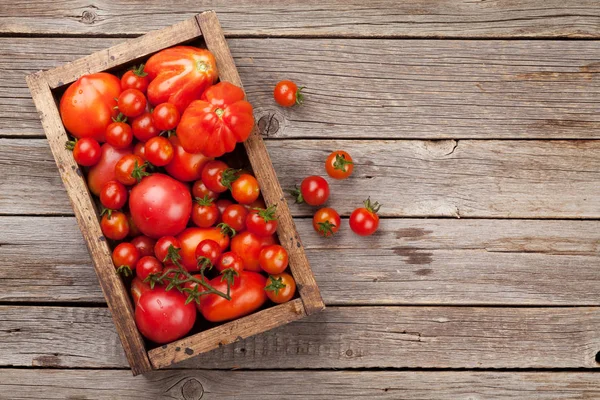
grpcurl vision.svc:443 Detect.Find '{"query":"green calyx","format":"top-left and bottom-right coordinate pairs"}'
top-left (195, 195), bottom-right (214, 207)
top-left (317, 221), bottom-right (337, 237)
top-left (363, 197), bottom-right (382, 214)
top-left (217, 222), bottom-right (236, 238)
top-left (221, 168), bottom-right (241, 190)
top-left (256, 204), bottom-right (278, 222)
top-left (288, 186), bottom-right (304, 204)
top-left (65, 139), bottom-right (77, 151)
top-left (100, 207), bottom-right (113, 219)
top-left (131, 63), bottom-right (147, 77)
top-left (131, 161), bottom-right (151, 183)
top-left (215, 108), bottom-right (225, 118)
top-left (333, 153), bottom-right (353, 171)
top-left (112, 113), bottom-right (127, 123)
top-left (115, 265), bottom-right (133, 278)
top-left (295, 86), bottom-right (305, 106)
top-left (265, 275), bottom-right (287, 296)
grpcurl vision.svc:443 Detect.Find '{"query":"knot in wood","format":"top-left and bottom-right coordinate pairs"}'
top-left (80, 9), bottom-right (98, 25)
top-left (257, 113), bottom-right (281, 137)
top-left (181, 378), bottom-right (204, 400)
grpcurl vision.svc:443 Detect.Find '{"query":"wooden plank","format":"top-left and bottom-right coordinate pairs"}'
top-left (3, 370), bottom-right (600, 400)
top-left (4, 37), bottom-right (600, 139)
top-left (2, 138), bottom-right (600, 218)
top-left (1, 1), bottom-right (599, 38)
top-left (2, 216), bottom-right (600, 305)
top-left (2, 305), bottom-right (600, 369)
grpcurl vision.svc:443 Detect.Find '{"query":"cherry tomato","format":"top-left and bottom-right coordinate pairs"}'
top-left (177, 227), bottom-right (230, 271)
top-left (100, 210), bottom-right (129, 240)
top-left (136, 256), bottom-right (163, 281)
top-left (216, 251), bottom-right (244, 275)
top-left (144, 136), bottom-right (174, 166)
top-left (191, 196), bottom-right (219, 228)
top-left (131, 112), bottom-right (159, 142)
top-left (349, 198), bottom-right (381, 236)
top-left (230, 231), bottom-right (276, 272)
top-left (274, 80), bottom-right (304, 107)
top-left (312, 207), bottom-right (341, 237)
top-left (121, 64), bottom-right (149, 93)
top-left (221, 204), bottom-right (248, 232)
top-left (87, 143), bottom-right (132, 196)
top-left (131, 277), bottom-right (152, 307)
top-left (114, 154), bottom-right (147, 186)
top-left (152, 103), bottom-right (180, 131)
top-left (259, 244), bottom-right (289, 275)
top-left (291, 175), bottom-right (330, 206)
top-left (195, 239), bottom-right (222, 268)
top-left (131, 235), bottom-right (156, 258)
top-left (165, 136), bottom-right (212, 182)
top-left (112, 242), bottom-right (140, 277)
top-left (265, 272), bottom-right (296, 303)
top-left (105, 120), bottom-right (133, 149)
top-left (99, 180), bottom-right (127, 210)
top-left (215, 199), bottom-right (233, 223)
top-left (243, 197), bottom-right (267, 211)
top-left (68, 138), bottom-right (101, 166)
top-left (201, 160), bottom-right (234, 193)
top-left (135, 287), bottom-right (196, 344)
top-left (192, 180), bottom-right (218, 201)
top-left (117, 88), bottom-right (147, 118)
top-left (325, 150), bottom-right (353, 180)
top-left (246, 206), bottom-right (278, 237)
top-left (231, 173), bottom-right (260, 204)
top-left (154, 236), bottom-right (181, 264)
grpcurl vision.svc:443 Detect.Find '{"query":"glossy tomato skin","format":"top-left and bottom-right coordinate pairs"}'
top-left (136, 256), bottom-right (163, 281)
top-left (194, 239), bottom-right (222, 266)
top-left (127, 213), bottom-right (141, 237)
top-left (100, 211), bottom-right (129, 240)
top-left (72, 138), bottom-right (101, 166)
top-left (131, 277), bottom-right (152, 307)
top-left (145, 46), bottom-right (218, 113)
top-left (59, 73), bottom-right (121, 141)
top-left (133, 142), bottom-right (146, 160)
top-left (192, 180), bottom-right (218, 201)
top-left (349, 208), bottom-right (379, 236)
top-left (325, 150), bottom-right (354, 180)
top-left (144, 136), bottom-right (174, 167)
top-left (115, 154), bottom-right (146, 186)
top-left (87, 143), bottom-right (132, 196)
top-left (230, 231), bottom-right (276, 272)
top-left (299, 176), bottom-right (330, 206)
top-left (274, 80), bottom-right (303, 107)
top-left (177, 82), bottom-right (254, 157)
top-left (121, 66), bottom-right (149, 93)
top-left (191, 197), bottom-right (219, 228)
top-left (117, 89), bottom-right (147, 118)
top-left (131, 235), bottom-right (156, 258)
top-left (246, 208), bottom-right (278, 237)
top-left (231, 174), bottom-right (260, 204)
top-left (131, 112), bottom-right (160, 142)
top-left (99, 180), bottom-right (128, 210)
top-left (105, 122), bottom-right (133, 149)
top-left (216, 251), bottom-right (244, 274)
top-left (112, 242), bottom-right (140, 271)
top-left (265, 272), bottom-right (296, 303)
top-left (259, 244), bottom-right (289, 275)
top-left (312, 207), bottom-right (341, 237)
top-left (221, 204), bottom-right (248, 232)
top-left (152, 103), bottom-right (180, 131)
top-left (215, 199), bottom-right (233, 224)
top-left (129, 174), bottom-right (192, 239)
top-left (201, 160), bottom-right (230, 193)
top-left (154, 236), bottom-right (180, 264)
top-left (135, 287), bottom-right (196, 344)
top-left (165, 136), bottom-right (212, 182)
top-left (199, 271), bottom-right (267, 322)
top-left (177, 227), bottom-right (230, 271)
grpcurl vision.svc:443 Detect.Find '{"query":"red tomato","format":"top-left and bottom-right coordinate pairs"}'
top-left (230, 231), bottom-right (275, 272)
top-left (152, 103), bottom-right (180, 131)
top-left (243, 197), bottom-right (266, 211)
top-left (100, 210), bottom-right (129, 240)
top-left (176, 82), bottom-right (254, 157)
top-left (165, 136), bottom-right (212, 182)
top-left (273, 80), bottom-right (304, 107)
top-left (221, 204), bottom-right (248, 232)
top-left (131, 277), bottom-right (152, 307)
top-left (131, 235), bottom-right (156, 258)
top-left (145, 46), bottom-right (218, 112)
top-left (216, 251), bottom-right (244, 275)
top-left (135, 287), bottom-right (196, 344)
top-left (112, 242), bottom-right (140, 277)
top-left (121, 65), bottom-right (149, 93)
top-left (246, 206), bottom-right (278, 237)
top-left (192, 180), bottom-right (218, 201)
top-left (198, 271), bottom-right (267, 322)
top-left (265, 272), bottom-right (296, 303)
top-left (312, 207), bottom-right (341, 237)
top-left (191, 196), bottom-right (219, 228)
top-left (127, 213), bottom-right (141, 237)
top-left (177, 227), bottom-right (230, 271)
top-left (99, 180), bottom-right (127, 210)
top-left (215, 199), bottom-right (233, 223)
top-left (133, 142), bottom-right (146, 160)
top-left (231, 173), bottom-right (260, 204)
top-left (325, 150), bottom-right (353, 180)
top-left (195, 239), bottom-right (222, 267)
top-left (131, 112), bottom-right (159, 142)
top-left (144, 136), bottom-right (174, 167)
top-left (87, 143), bottom-right (132, 196)
top-left (292, 175), bottom-right (330, 206)
top-left (59, 72), bottom-right (121, 141)
top-left (136, 256), bottom-right (163, 281)
top-left (154, 236), bottom-right (181, 264)
top-left (117, 89), bottom-right (147, 118)
top-left (129, 174), bottom-right (192, 239)
top-left (115, 154), bottom-right (147, 186)
top-left (259, 244), bottom-right (289, 275)
top-left (69, 138), bottom-right (101, 166)
top-left (105, 120), bottom-right (133, 149)
top-left (201, 160), bottom-right (232, 193)
top-left (349, 198), bottom-right (381, 236)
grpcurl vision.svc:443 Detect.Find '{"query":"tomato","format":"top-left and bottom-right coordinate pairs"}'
top-left (177, 82), bottom-right (254, 157)
top-left (152, 103), bottom-right (180, 131)
top-left (117, 88), bottom-right (147, 118)
top-left (312, 207), bottom-right (341, 237)
top-left (243, 197), bottom-right (267, 211)
top-left (68, 138), bottom-right (101, 166)
top-left (325, 150), bottom-right (353, 180)
top-left (112, 242), bottom-right (140, 277)
top-left (201, 160), bottom-right (233, 193)
top-left (131, 112), bottom-right (159, 142)
top-left (87, 143), bottom-right (132, 196)
top-left (154, 236), bottom-right (181, 264)
top-left (259, 244), bottom-right (288, 275)
top-left (99, 180), bottom-right (127, 210)
top-left (133, 142), bottom-right (146, 161)
top-left (230, 231), bottom-right (276, 272)
top-left (121, 64), bottom-right (149, 93)
top-left (246, 206), bottom-right (278, 237)
top-left (265, 272), bottom-right (296, 304)
top-left (131, 277), bottom-right (152, 307)
top-left (231, 173), bottom-right (260, 204)
top-left (144, 136), bottom-right (174, 167)
top-left (105, 119), bottom-right (133, 149)
top-left (136, 256), bottom-right (163, 281)
top-left (216, 251), bottom-right (244, 275)
top-left (191, 196), bottom-right (219, 228)
top-left (274, 80), bottom-right (304, 107)
top-left (198, 271), bottom-right (267, 322)
top-left (129, 174), bottom-right (192, 239)
top-left (131, 235), bottom-right (156, 258)
top-left (291, 175), bottom-right (330, 206)
top-left (144, 46), bottom-right (218, 112)
top-left (221, 204), bottom-right (248, 233)
top-left (195, 239), bottom-right (222, 268)
top-left (135, 287), bottom-right (196, 344)
top-left (127, 213), bottom-right (142, 237)
top-left (192, 180), bottom-right (218, 201)
top-left (165, 136), bottom-right (212, 182)
top-left (215, 199), bottom-right (233, 223)
top-left (114, 154), bottom-right (147, 186)
top-left (177, 227), bottom-right (229, 271)
top-left (349, 198), bottom-right (381, 236)
top-left (100, 210), bottom-right (129, 240)
top-left (59, 72), bottom-right (121, 141)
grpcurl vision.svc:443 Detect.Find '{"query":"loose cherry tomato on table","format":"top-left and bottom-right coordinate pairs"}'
top-left (231, 173), bottom-right (260, 204)
top-left (191, 196), bottom-right (219, 228)
top-left (230, 231), bottom-right (276, 272)
top-left (131, 277), bottom-right (152, 307)
top-left (325, 150), bottom-right (354, 180)
top-left (105, 117), bottom-right (133, 149)
top-left (165, 136), bottom-right (212, 182)
top-left (221, 204), bottom-right (248, 233)
top-left (87, 143), bottom-right (132, 196)
top-left (154, 236), bottom-right (181, 264)
top-left (136, 256), bottom-right (163, 281)
top-left (177, 227), bottom-right (230, 271)
top-left (131, 235), bottom-right (156, 258)
top-left (312, 207), bottom-right (341, 237)
top-left (67, 138), bottom-right (101, 166)
top-left (121, 64), bottom-right (149, 93)
top-left (259, 244), bottom-right (289, 275)
top-left (144, 136), bottom-right (174, 167)
top-left (112, 242), bottom-right (140, 277)
top-left (265, 272), bottom-right (296, 304)
top-left (100, 210), bottom-right (129, 240)
top-left (195, 239), bottom-right (222, 269)
top-left (114, 154), bottom-right (148, 186)
top-left (291, 175), bottom-right (330, 206)
top-left (131, 112), bottom-right (160, 142)
top-left (117, 88), bottom-right (147, 118)
top-left (246, 206), bottom-right (278, 237)
top-left (99, 180), bottom-right (127, 210)
top-left (192, 180), bottom-right (218, 201)
top-left (349, 198), bottom-right (381, 236)
top-left (274, 80), bottom-right (304, 107)
top-left (152, 103), bottom-right (180, 131)
top-left (201, 160), bottom-right (236, 193)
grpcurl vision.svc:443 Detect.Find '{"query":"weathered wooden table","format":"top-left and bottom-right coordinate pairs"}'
top-left (1, 2), bottom-right (600, 398)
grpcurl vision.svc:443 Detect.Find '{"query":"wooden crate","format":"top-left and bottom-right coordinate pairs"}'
top-left (25, 11), bottom-right (324, 376)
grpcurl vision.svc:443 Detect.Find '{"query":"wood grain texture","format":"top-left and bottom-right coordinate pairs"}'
top-left (2, 305), bottom-right (600, 369)
top-left (1, 216), bottom-right (599, 305)
top-left (1, 1), bottom-right (599, 38)
top-left (4, 37), bottom-right (600, 139)
top-left (3, 370), bottom-right (600, 400)
top-left (3, 139), bottom-right (600, 218)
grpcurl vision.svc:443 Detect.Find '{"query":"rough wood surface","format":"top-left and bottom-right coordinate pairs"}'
top-left (3, 369), bottom-right (600, 400)
top-left (3, 38), bottom-right (600, 139)
top-left (1, 216), bottom-right (599, 305)
top-left (3, 139), bottom-right (599, 218)
top-left (2, 305), bottom-right (600, 369)
top-left (1, 1), bottom-right (599, 38)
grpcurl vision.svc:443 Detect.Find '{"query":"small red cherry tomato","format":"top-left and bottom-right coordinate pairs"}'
top-left (215, 199), bottom-right (233, 223)
top-left (136, 256), bottom-right (163, 281)
top-left (192, 180), bottom-right (218, 201)
top-left (201, 160), bottom-right (234, 193)
top-left (259, 244), bottom-right (289, 275)
top-left (246, 206), bottom-right (278, 237)
top-left (349, 198), bottom-right (381, 236)
top-left (325, 150), bottom-right (353, 180)
top-left (100, 210), bottom-right (129, 240)
top-left (230, 231), bottom-right (276, 272)
top-left (291, 176), bottom-right (330, 206)
top-left (154, 236), bottom-right (181, 264)
top-left (131, 235), bottom-right (156, 258)
top-left (152, 103), bottom-right (180, 131)
top-left (265, 272), bottom-right (296, 303)
top-left (121, 64), bottom-right (149, 93)
top-left (117, 88), bottom-right (147, 118)
top-left (221, 204), bottom-right (248, 233)
top-left (105, 120), bottom-right (133, 149)
top-left (131, 112), bottom-right (159, 142)
top-left (112, 242), bottom-right (140, 277)
top-left (231, 173), bottom-right (260, 204)
top-left (99, 180), bottom-right (128, 210)
top-left (68, 138), bottom-right (101, 166)
top-left (114, 154), bottom-right (147, 186)
top-left (144, 136), bottom-right (174, 167)
top-left (133, 142), bottom-right (146, 160)
top-left (216, 251), bottom-right (244, 275)
top-left (312, 207), bottom-right (341, 237)
top-left (195, 239), bottom-right (222, 269)
top-left (191, 196), bottom-right (219, 228)
top-left (274, 80), bottom-right (304, 107)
